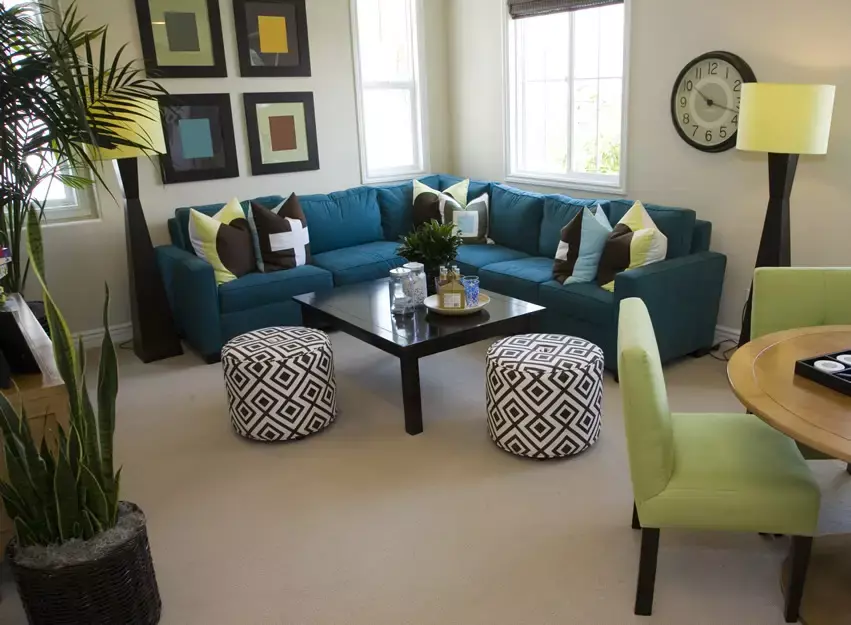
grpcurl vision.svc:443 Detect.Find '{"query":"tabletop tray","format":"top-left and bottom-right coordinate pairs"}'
top-left (795, 349), bottom-right (851, 398)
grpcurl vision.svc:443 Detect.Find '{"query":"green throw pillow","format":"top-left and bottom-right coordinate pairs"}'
top-left (188, 198), bottom-right (256, 284)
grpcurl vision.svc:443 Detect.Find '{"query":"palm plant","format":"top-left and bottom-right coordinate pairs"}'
top-left (0, 1), bottom-right (166, 293)
top-left (0, 209), bottom-right (119, 547)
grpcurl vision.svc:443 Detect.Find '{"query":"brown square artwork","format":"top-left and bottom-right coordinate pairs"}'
top-left (268, 115), bottom-right (298, 151)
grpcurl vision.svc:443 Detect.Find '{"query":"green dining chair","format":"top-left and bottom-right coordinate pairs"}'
top-left (618, 297), bottom-right (821, 622)
top-left (752, 266), bottom-right (851, 472)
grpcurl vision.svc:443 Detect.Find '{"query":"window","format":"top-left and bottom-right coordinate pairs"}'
top-left (351, 0), bottom-right (427, 183)
top-left (507, 3), bottom-right (628, 193)
top-left (3, 0), bottom-right (99, 221)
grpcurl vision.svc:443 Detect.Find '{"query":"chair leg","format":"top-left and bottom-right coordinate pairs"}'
top-left (785, 536), bottom-right (813, 623)
top-left (632, 503), bottom-right (641, 530)
top-left (846, 463), bottom-right (851, 475)
top-left (634, 528), bottom-right (660, 616)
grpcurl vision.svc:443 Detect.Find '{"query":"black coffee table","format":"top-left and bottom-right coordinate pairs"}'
top-left (294, 278), bottom-right (545, 435)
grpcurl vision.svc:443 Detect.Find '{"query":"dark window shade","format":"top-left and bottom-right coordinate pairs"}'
top-left (508, 0), bottom-right (623, 19)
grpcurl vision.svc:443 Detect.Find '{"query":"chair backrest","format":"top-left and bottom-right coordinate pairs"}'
top-left (752, 268), bottom-right (851, 340)
top-left (617, 298), bottom-right (674, 503)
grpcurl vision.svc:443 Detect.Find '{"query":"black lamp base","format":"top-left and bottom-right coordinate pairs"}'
top-left (739, 152), bottom-right (798, 346)
top-left (114, 158), bottom-right (183, 363)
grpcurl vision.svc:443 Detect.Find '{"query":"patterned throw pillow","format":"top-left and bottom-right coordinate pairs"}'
top-left (248, 194), bottom-right (311, 273)
top-left (444, 192), bottom-right (490, 243)
top-left (412, 179), bottom-right (468, 228)
top-left (188, 198), bottom-right (256, 284)
top-left (553, 205), bottom-right (612, 284)
top-left (596, 201), bottom-right (668, 292)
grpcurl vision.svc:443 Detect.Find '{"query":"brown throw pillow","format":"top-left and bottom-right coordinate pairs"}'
top-left (249, 194), bottom-right (311, 272)
top-left (552, 210), bottom-right (585, 284)
top-left (412, 179), bottom-right (462, 229)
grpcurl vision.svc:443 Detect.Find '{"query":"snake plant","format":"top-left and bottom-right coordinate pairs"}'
top-left (0, 209), bottom-right (120, 547)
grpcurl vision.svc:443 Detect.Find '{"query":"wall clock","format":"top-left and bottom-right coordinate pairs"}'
top-left (671, 51), bottom-right (757, 152)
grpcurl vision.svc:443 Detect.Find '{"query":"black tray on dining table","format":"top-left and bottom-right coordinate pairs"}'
top-left (795, 348), bottom-right (851, 398)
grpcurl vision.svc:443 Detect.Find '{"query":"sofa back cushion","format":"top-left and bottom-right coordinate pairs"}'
top-left (540, 195), bottom-right (609, 258)
top-left (606, 200), bottom-right (696, 259)
top-left (490, 184), bottom-right (545, 256)
top-left (172, 196), bottom-right (285, 253)
top-left (375, 175), bottom-right (440, 242)
top-left (300, 186), bottom-right (383, 254)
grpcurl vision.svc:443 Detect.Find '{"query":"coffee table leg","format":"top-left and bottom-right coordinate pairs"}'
top-left (400, 356), bottom-right (423, 435)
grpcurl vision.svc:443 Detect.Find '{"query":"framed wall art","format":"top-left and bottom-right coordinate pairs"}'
top-left (243, 92), bottom-right (319, 176)
top-left (158, 93), bottom-right (239, 184)
top-left (134, 0), bottom-right (227, 78)
top-left (232, 0), bottom-right (312, 77)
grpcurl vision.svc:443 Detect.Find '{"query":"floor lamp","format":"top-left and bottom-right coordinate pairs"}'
top-left (735, 83), bottom-right (835, 345)
top-left (93, 100), bottom-right (183, 363)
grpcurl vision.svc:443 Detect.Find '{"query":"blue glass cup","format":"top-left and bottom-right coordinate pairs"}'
top-left (461, 276), bottom-right (480, 307)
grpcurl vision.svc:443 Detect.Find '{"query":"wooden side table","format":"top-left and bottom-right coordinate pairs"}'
top-left (0, 294), bottom-right (69, 555)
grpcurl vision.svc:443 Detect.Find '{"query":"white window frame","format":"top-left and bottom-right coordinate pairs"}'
top-left (4, 0), bottom-right (100, 223)
top-left (350, 0), bottom-right (430, 184)
top-left (504, 1), bottom-right (631, 195)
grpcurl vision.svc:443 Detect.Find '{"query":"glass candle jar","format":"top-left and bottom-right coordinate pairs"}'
top-left (389, 267), bottom-right (414, 316)
top-left (403, 262), bottom-right (427, 307)
top-left (461, 276), bottom-right (480, 308)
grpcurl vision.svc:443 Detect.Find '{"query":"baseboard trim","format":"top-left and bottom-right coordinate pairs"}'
top-left (74, 323), bottom-right (133, 350)
top-left (714, 325), bottom-right (740, 346)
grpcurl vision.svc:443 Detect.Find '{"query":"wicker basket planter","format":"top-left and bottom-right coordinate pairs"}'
top-left (7, 502), bottom-right (161, 625)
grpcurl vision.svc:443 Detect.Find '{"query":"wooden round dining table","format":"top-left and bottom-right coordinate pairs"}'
top-left (728, 325), bottom-right (851, 625)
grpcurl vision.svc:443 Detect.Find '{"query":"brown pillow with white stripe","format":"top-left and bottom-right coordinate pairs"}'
top-left (249, 194), bottom-right (311, 273)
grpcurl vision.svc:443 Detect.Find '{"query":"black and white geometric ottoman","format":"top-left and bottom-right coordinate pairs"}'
top-left (222, 327), bottom-right (337, 441)
top-left (486, 334), bottom-right (604, 459)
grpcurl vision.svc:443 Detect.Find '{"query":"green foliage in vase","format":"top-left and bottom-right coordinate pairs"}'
top-left (0, 1), bottom-right (166, 293)
top-left (396, 220), bottom-right (463, 274)
top-left (0, 210), bottom-right (120, 548)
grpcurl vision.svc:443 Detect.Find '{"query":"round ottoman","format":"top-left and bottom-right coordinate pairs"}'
top-left (486, 334), bottom-right (604, 459)
top-left (222, 327), bottom-right (337, 441)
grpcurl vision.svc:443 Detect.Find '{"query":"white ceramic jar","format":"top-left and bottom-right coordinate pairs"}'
top-left (403, 262), bottom-right (427, 307)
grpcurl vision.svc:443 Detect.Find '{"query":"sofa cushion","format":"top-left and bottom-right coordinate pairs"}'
top-left (478, 257), bottom-right (555, 303)
top-left (218, 265), bottom-right (333, 314)
top-left (300, 187), bottom-right (383, 254)
top-left (538, 280), bottom-right (615, 326)
top-left (188, 199), bottom-right (256, 284)
top-left (174, 195), bottom-right (286, 253)
top-left (490, 184), bottom-right (544, 256)
top-left (540, 195), bottom-right (609, 258)
top-left (375, 175), bottom-right (441, 242)
top-left (312, 241), bottom-right (406, 286)
top-left (455, 244), bottom-right (529, 273)
top-left (438, 175), bottom-right (492, 204)
top-left (607, 200), bottom-right (695, 259)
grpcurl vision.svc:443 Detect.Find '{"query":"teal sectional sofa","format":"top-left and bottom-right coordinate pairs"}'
top-left (156, 174), bottom-right (726, 370)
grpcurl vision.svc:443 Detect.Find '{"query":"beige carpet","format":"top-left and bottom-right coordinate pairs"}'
top-left (2, 333), bottom-right (851, 625)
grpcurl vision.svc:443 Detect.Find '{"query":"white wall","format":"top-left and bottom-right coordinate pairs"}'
top-left (35, 0), bottom-right (450, 332)
top-left (449, 0), bottom-right (851, 331)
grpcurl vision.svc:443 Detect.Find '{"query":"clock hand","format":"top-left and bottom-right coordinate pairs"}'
top-left (695, 88), bottom-right (712, 105)
top-left (695, 87), bottom-right (738, 113)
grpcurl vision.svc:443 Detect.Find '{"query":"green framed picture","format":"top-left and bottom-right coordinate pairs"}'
top-left (134, 0), bottom-right (227, 78)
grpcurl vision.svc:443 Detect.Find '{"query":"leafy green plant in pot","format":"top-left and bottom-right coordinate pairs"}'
top-left (397, 220), bottom-right (464, 294)
top-left (0, 211), bottom-right (161, 623)
top-left (0, 2), bottom-right (166, 297)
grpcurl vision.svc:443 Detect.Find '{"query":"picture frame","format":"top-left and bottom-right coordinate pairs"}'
top-left (133, 0), bottom-right (227, 78)
top-left (243, 92), bottom-right (320, 176)
top-left (158, 93), bottom-right (239, 184)
top-left (232, 0), bottom-right (312, 77)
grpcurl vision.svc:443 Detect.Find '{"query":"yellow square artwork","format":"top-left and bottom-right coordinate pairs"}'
top-left (257, 16), bottom-right (288, 54)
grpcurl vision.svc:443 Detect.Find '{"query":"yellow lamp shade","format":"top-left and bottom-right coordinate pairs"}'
top-left (88, 98), bottom-right (166, 160)
top-left (736, 83), bottom-right (835, 154)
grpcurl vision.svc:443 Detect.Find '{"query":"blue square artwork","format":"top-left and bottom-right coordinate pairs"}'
top-left (178, 118), bottom-right (214, 159)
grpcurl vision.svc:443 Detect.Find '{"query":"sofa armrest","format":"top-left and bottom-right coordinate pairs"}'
top-left (615, 251), bottom-right (727, 363)
top-left (155, 245), bottom-right (221, 359)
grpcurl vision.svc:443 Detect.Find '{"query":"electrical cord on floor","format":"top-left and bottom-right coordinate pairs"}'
top-left (710, 339), bottom-right (738, 362)
top-left (119, 339), bottom-right (133, 350)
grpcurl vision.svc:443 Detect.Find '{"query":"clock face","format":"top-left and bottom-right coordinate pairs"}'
top-left (671, 52), bottom-right (757, 152)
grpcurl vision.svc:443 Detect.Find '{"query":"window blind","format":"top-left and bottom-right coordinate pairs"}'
top-left (507, 0), bottom-right (623, 19)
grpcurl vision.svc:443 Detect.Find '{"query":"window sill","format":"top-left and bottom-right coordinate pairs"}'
top-left (505, 173), bottom-right (627, 197)
top-left (362, 170), bottom-right (427, 186)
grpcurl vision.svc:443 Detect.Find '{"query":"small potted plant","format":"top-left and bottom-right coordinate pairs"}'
top-left (397, 220), bottom-right (463, 293)
top-left (0, 212), bottom-right (161, 624)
